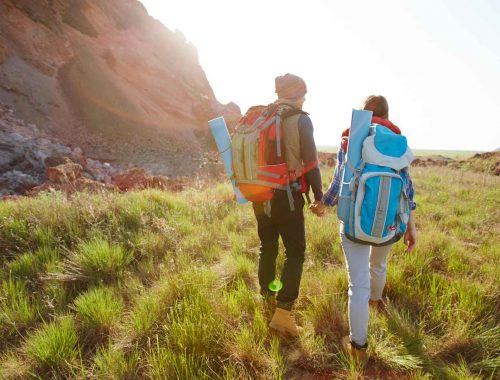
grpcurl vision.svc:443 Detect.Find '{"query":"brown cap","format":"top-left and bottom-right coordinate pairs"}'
top-left (275, 73), bottom-right (307, 100)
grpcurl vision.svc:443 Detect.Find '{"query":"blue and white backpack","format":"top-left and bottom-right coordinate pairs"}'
top-left (341, 124), bottom-right (414, 246)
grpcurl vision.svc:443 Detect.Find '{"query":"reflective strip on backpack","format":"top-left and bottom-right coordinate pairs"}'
top-left (256, 170), bottom-right (284, 179)
top-left (352, 172), bottom-right (403, 245)
top-left (236, 179), bottom-right (288, 190)
top-left (256, 116), bottom-right (277, 132)
top-left (251, 115), bottom-right (266, 130)
top-left (276, 116), bottom-right (282, 158)
top-left (371, 176), bottom-right (391, 238)
top-left (399, 192), bottom-right (410, 224)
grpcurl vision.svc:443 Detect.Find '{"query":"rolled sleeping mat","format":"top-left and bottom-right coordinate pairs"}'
top-left (208, 116), bottom-right (247, 204)
top-left (337, 109), bottom-right (373, 222)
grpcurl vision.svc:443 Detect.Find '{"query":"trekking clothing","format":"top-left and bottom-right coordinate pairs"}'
top-left (341, 116), bottom-right (401, 153)
top-left (323, 116), bottom-right (416, 348)
top-left (297, 113), bottom-right (323, 202)
top-left (327, 117), bottom-right (415, 348)
top-left (340, 229), bottom-right (392, 347)
top-left (253, 191), bottom-right (305, 310)
top-left (252, 74), bottom-right (320, 312)
top-left (274, 98), bottom-right (322, 201)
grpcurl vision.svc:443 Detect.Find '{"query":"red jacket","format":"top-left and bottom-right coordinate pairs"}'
top-left (341, 116), bottom-right (401, 153)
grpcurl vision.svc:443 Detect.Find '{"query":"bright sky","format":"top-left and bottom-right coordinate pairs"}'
top-left (140, 0), bottom-right (500, 151)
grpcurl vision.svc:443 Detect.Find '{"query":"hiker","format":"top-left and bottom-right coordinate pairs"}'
top-left (323, 95), bottom-right (417, 360)
top-left (236, 73), bottom-right (325, 337)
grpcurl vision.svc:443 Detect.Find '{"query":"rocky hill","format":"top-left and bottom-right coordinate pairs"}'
top-left (412, 152), bottom-right (500, 176)
top-left (0, 0), bottom-right (240, 181)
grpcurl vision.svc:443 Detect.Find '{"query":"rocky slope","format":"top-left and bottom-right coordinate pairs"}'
top-left (0, 0), bottom-right (240, 181)
top-left (0, 104), bottom-right (74, 195)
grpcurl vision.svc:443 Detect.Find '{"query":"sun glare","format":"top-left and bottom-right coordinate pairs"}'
top-left (140, 0), bottom-right (500, 151)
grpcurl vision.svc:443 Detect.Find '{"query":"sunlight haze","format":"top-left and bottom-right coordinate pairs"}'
top-left (140, 0), bottom-right (500, 151)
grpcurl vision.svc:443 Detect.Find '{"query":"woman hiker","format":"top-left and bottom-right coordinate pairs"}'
top-left (323, 95), bottom-right (418, 361)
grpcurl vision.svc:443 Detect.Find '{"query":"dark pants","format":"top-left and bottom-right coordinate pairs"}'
top-left (253, 190), bottom-right (306, 310)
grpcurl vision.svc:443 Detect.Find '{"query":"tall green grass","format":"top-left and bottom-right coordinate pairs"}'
top-left (0, 168), bottom-right (498, 379)
top-left (25, 316), bottom-right (80, 372)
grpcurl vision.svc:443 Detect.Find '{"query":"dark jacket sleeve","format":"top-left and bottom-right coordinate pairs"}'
top-left (298, 114), bottom-right (323, 202)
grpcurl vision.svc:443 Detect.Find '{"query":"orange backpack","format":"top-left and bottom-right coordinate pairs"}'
top-left (231, 103), bottom-right (307, 205)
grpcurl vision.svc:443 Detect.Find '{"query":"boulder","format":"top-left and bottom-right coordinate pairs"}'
top-left (85, 158), bottom-right (115, 184)
top-left (47, 160), bottom-right (83, 183)
top-left (28, 159), bottom-right (111, 196)
top-left (0, 170), bottom-right (38, 196)
top-left (113, 167), bottom-right (149, 191)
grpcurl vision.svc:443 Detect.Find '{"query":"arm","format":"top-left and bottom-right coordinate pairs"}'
top-left (322, 143), bottom-right (345, 206)
top-left (403, 169), bottom-right (417, 252)
top-left (298, 114), bottom-right (323, 202)
top-left (402, 169), bottom-right (417, 211)
top-left (404, 210), bottom-right (417, 252)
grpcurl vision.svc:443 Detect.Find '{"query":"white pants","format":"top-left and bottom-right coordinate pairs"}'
top-left (340, 230), bottom-right (392, 347)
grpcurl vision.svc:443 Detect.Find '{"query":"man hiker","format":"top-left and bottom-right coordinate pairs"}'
top-left (251, 73), bottom-right (325, 336)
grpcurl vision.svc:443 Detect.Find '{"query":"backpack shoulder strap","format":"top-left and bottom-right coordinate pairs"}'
top-left (280, 108), bottom-right (309, 120)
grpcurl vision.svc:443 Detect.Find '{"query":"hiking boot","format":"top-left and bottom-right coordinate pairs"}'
top-left (341, 336), bottom-right (368, 363)
top-left (369, 299), bottom-right (387, 314)
top-left (369, 299), bottom-right (380, 313)
top-left (269, 308), bottom-right (302, 337)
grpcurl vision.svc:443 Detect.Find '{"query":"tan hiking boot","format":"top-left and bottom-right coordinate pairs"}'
top-left (370, 298), bottom-right (390, 314)
top-left (269, 308), bottom-right (302, 337)
top-left (342, 336), bottom-right (368, 363)
top-left (369, 299), bottom-right (380, 312)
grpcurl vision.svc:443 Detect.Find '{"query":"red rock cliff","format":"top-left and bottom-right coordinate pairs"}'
top-left (0, 0), bottom-right (240, 176)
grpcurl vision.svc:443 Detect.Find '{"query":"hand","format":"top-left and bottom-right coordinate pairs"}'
top-left (309, 200), bottom-right (325, 217)
top-left (404, 211), bottom-right (417, 252)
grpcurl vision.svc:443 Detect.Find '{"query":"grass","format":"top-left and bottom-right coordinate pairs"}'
top-left (0, 278), bottom-right (42, 341)
top-left (0, 166), bottom-right (498, 379)
top-left (73, 287), bottom-right (123, 337)
top-left (317, 146), bottom-right (484, 160)
top-left (25, 316), bottom-right (80, 372)
top-left (65, 238), bottom-right (132, 282)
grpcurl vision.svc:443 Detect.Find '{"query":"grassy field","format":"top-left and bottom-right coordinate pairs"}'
top-left (410, 150), bottom-right (482, 160)
top-left (317, 147), bottom-right (483, 160)
top-left (0, 166), bottom-right (499, 379)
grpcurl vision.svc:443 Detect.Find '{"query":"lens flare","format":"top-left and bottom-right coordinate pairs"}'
top-left (268, 279), bottom-right (283, 292)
